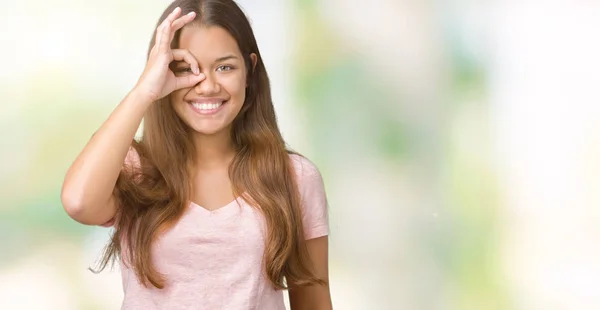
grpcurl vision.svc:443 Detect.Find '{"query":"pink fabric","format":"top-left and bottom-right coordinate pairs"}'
top-left (109, 150), bottom-right (329, 310)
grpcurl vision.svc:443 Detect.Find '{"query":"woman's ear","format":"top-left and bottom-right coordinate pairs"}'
top-left (250, 53), bottom-right (257, 72)
top-left (246, 53), bottom-right (258, 87)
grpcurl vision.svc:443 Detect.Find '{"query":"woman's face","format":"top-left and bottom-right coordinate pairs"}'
top-left (170, 25), bottom-right (254, 136)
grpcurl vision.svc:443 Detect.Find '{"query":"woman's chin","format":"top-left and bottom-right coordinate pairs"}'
top-left (188, 122), bottom-right (230, 136)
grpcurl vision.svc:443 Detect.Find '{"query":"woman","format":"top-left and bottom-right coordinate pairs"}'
top-left (61, 0), bottom-right (332, 309)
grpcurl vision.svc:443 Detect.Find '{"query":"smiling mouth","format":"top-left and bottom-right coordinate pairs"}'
top-left (187, 100), bottom-right (228, 115)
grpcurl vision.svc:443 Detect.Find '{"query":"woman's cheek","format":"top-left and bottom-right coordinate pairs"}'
top-left (218, 72), bottom-right (246, 95)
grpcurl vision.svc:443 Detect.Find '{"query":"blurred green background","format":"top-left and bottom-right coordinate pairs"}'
top-left (2, 0), bottom-right (600, 309)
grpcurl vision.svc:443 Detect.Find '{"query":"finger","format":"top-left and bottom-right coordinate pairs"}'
top-left (171, 11), bottom-right (196, 34)
top-left (174, 73), bottom-right (206, 91)
top-left (154, 20), bottom-right (169, 52)
top-left (155, 7), bottom-right (182, 52)
top-left (172, 49), bottom-right (200, 75)
top-left (165, 6), bottom-right (182, 24)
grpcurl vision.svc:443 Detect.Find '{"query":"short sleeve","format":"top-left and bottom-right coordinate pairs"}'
top-left (123, 146), bottom-right (141, 175)
top-left (292, 155), bottom-right (330, 240)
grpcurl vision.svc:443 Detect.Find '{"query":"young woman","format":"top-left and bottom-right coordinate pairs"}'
top-left (60, 0), bottom-right (332, 309)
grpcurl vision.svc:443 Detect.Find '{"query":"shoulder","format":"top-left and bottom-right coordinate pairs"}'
top-left (288, 153), bottom-right (321, 180)
top-left (126, 146), bottom-right (141, 165)
top-left (288, 153), bottom-right (330, 239)
top-left (121, 145), bottom-right (143, 180)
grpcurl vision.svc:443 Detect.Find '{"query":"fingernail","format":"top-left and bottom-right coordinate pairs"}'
top-left (174, 6), bottom-right (180, 12)
top-left (187, 11), bottom-right (195, 16)
top-left (194, 67), bottom-right (200, 75)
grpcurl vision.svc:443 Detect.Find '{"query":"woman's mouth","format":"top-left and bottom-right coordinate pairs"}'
top-left (188, 100), bottom-right (227, 115)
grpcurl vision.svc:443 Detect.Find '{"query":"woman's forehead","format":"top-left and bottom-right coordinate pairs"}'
top-left (178, 25), bottom-right (242, 58)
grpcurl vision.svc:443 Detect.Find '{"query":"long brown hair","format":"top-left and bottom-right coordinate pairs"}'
top-left (93, 0), bottom-right (324, 290)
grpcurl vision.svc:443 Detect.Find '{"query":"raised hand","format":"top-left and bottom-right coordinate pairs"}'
top-left (134, 7), bottom-right (205, 102)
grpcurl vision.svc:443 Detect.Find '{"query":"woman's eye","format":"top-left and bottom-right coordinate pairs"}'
top-left (216, 65), bottom-right (233, 72)
top-left (174, 67), bottom-right (192, 74)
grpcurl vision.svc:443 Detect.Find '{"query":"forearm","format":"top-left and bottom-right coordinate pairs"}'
top-left (289, 284), bottom-right (333, 310)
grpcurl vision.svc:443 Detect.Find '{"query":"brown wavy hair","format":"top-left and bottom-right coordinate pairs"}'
top-left (92, 0), bottom-right (324, 290)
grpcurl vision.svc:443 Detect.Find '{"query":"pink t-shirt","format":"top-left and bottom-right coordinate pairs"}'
top-left (110, 150), bottom-right (329, 310)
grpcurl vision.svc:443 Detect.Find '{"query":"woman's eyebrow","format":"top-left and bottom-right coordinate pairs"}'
top-left (172, 54), bottom-right (239, 66)
top-left (214, 55), bottom-right (239, 63)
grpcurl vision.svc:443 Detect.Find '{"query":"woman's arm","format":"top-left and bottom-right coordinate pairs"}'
top-left (61, 7), bottom-right (203, 226)
top-left (288, 236), bottom-right (333, 310)
top-left (61, 90), bottom-right (152, 226)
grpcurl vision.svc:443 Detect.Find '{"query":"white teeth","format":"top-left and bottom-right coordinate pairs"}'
top-left (192, 102), bottom-right (223, 110)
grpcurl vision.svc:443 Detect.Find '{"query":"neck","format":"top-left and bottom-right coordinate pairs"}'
top-left (191, 129), bottom-right (236, 170)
